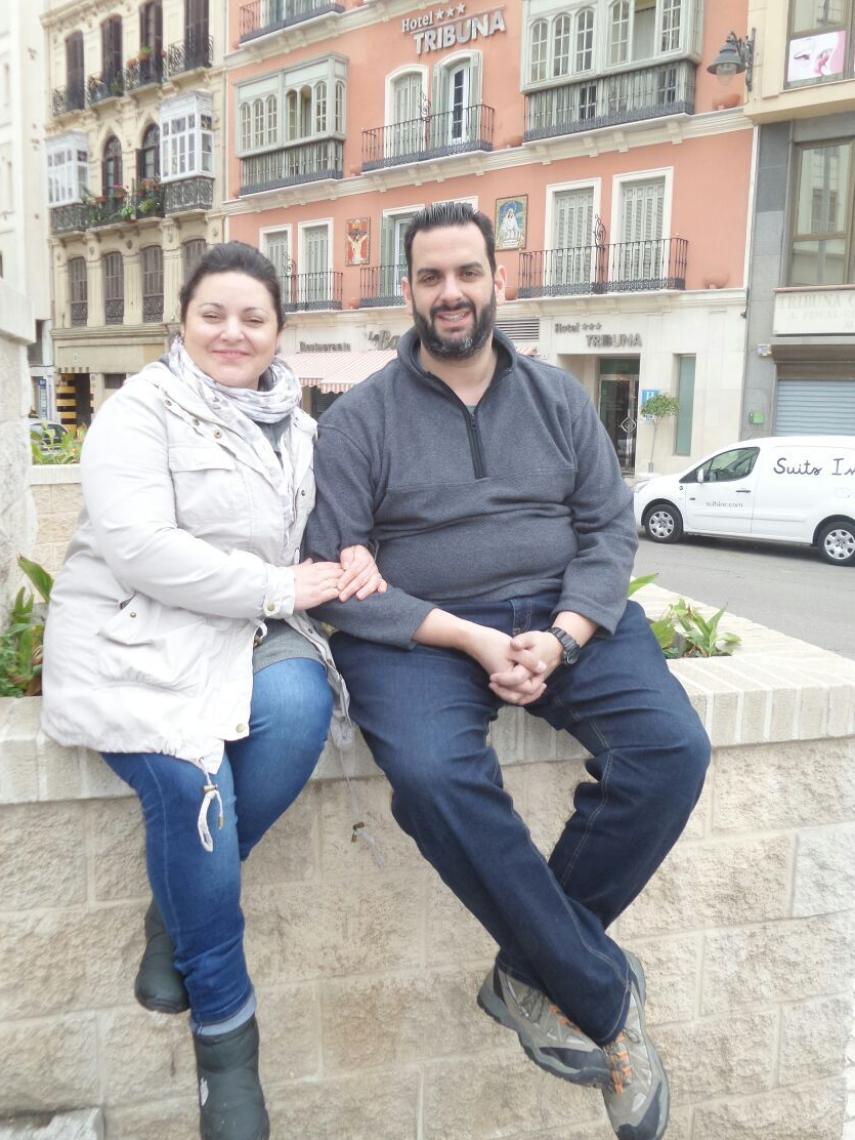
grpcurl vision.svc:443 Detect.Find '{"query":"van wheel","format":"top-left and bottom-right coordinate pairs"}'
top-left (643, 503), bottom-right (684, 544)
top-left (818, 521), bottom-right (855, 566)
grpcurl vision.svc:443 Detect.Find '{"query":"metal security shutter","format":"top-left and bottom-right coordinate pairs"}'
top-left (774, 380), bottom-right (855, 435)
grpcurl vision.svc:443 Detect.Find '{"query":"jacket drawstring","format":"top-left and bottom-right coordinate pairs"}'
top-left (198, 776), bottom-right (225, 853)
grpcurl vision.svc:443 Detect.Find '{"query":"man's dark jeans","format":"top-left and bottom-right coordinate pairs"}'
top-left (331, 596), bottom-right (710, 1045)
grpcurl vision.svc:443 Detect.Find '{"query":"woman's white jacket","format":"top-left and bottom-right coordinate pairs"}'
top-left (41, 360), bottom-right (340, 774)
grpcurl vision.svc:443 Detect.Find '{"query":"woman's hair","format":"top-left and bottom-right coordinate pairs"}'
top-left (179, 241), bottom-right (285, 330)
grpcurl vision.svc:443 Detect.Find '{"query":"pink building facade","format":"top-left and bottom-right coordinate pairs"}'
top-left (223, 0), bottom-right (753, 474)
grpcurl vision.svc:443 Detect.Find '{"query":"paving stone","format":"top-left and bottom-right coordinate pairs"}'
top-left (0, 1109), bottom-right (103, 1140)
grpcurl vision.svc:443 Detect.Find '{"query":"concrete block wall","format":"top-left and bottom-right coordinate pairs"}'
top-left (28, 468), bottom-right (82, 579)
top-left (1, 591), bottom-right (854, 1139)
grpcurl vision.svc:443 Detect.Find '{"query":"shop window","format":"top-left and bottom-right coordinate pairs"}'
top-left (786, 0), bottom-right (854, 86)
top-left (789, 139), bottom-right (854, 285)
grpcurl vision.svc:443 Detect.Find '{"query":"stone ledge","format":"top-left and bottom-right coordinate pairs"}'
top-left (0, 1110), bottom-right (103, 1140)
top-left (28, 467), bottom-right (81, 487)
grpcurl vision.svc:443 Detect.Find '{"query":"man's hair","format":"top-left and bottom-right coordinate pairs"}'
top-left (179, 241), bottom-right (285, 330)
top-left (404, 202), bottom-right (497, 279)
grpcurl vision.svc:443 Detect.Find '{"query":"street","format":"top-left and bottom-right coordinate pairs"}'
top-left (632, 531), bottom-right (855, 660)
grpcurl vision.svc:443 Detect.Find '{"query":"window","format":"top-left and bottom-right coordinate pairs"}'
top-left (102, 135), bottom-right (123, 198)
top-left (265, 94), bottom-right (278, 145)
top-left (68, 257), bottom-right (88, 326)
top-left (160, 93), bottom-right (214, 181)
top-left (786, 0), bottom-right (854, 85)
top-left (380, 209), bottom-right (419, 297)
top-left (299, 223), bottom-right (331, 306)
top-left (554, 14), bottom-right (572, 76)
top-left (335, 81), bottom-right (346, 133)
top-left (65, 32), bottom-right (85, 109)
top-left (789, 139), bottom-right (854, 285)
top-left (530, 20), bottom-right (548, 81)
top-left (660, 0), bottom-right (681, 52)
top-left (609, 0), bottom-right (630, 63)
top-left (103, 252), bottom-right (124, 324)
top-left (314, 82), bottom-right (327, 134)
top-left (263, 230), bottom-right (291, 305)
top-left (140, 1), bottom-right (163, 57)
top-left (616, 176), bottom-right (665, 281)
top-left (575, 9), bottom-right (595, 72)
top-left (606, 0), bottom-right (660, 64)
top-left (101, 16), bottom-right (123, 84)
top-left (551, 186), bottom-right (595, 288)
top-left (137, 123), bottom-right (160, 183)
top-left (390, 71), bottom-right (424, 158)
top-left (240, 103), bottom-right (251, 151)
top-left (674, 355), bottom-right (694, 455)
top-left (141, 245), bottom-right (163, 322)
top-left (699, 447), bottom-right (759, 483)
top-left (47, 133), bottom-right (88, 206)
top-left (182, 238), bottom-right (207, 282)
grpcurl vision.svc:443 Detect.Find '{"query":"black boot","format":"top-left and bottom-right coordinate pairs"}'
top-left (134, 900), bottom-right (190, 1014)
top-left (194, 1015), bottom-right (270, 1140)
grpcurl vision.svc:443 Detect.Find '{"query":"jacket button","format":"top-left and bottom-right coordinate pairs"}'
top-left (235, 723), bottom-right (247, 734)
top-left (193, 418), bottom-right (199, 426)
top-left (129, 611), bottom-right (137, 618)
top-left (214, 429), bottom-right (222, 438)
top-left (164, 399), bottom-right (172, 407)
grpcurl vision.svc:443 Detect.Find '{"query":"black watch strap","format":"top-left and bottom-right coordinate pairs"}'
top-left (549, 626), bottom-right (582, 666)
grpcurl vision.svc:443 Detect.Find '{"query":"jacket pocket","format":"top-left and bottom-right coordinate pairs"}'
top-left (168, 444), bottom-right (236, 472)
top-left (97, 594), bottom-right (214, 695)
top-left (168, 444), bottom-right (242, 536)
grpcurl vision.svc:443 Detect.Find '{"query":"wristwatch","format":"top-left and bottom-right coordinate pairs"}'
top-left (549, 626), bottom-right (582, 666)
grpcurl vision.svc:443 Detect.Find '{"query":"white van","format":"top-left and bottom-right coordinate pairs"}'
top-left (633, 436), bottom-right (855, 566)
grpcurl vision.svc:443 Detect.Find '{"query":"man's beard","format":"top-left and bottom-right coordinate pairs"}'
top-left (413, 293), bottom-right (496, 360)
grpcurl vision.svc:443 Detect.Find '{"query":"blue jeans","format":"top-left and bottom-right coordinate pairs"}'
top-left (103, 658), bottom-right (332, 1028)
top-left (331, 597), bottom-right (709, 1046)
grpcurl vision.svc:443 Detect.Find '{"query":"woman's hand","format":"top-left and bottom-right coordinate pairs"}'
top-left (337, 545), bottom-right (388, 602)
top-left (292, 559), bottom-right (347, 610)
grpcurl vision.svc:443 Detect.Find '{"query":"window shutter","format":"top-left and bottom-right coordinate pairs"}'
top-left (621, 179), bottom-right (664, 244)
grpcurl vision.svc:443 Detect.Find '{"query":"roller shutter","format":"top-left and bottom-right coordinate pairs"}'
top-left (774, 380), bottom-right (855, 435)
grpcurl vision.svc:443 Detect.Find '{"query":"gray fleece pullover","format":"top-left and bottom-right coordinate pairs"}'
top-left (306, 328), bottom-right (637, 647)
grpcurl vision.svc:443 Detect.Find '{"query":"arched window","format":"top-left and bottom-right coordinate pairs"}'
top-left (102, 134), bottom-right (123, 198)
top-left (240, 102), bottom-right (251, 151)
top-left (265, 94), bottom-right (278, 145)
top-left (314, 81), bottom-right (327, 134)
top-left (182, 238), bottom-right (207, 283)
top-left (137, 123), bottom-right (160, 182)
top-left (609, 1), bottom-right (630, 65)
top-left (575, 8), bottom-right (594, 72)
top-left (334, 81), bottom-right (345, 134)
top-left (553, 14), bottom-right (571, 77)
top-left (253, 98), bottom-right (264, 148)
top-left (286, 90), bottom-right (298, 140)
top-left (299, 85), bottom-right (312, 136)
top-left (530, 19), bottom-right (548, 82)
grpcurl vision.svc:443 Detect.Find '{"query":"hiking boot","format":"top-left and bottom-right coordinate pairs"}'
top-left (134, 900), bottom-right (189, 1014)
top-left (477, 963), bottom-right (611, 1088)
top-left (194, 1015), bottom-right (270, 1140)
top-left (602, 951), bottom-right (669, 1140)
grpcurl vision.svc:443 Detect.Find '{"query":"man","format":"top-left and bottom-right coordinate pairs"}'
top-left (306, 202), bottom-right (709, 1140)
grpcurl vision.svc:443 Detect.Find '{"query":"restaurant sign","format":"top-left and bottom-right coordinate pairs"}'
top-left (402, 5), bottom-right (507, 56)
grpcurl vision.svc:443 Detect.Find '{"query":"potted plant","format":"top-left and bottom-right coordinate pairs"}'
top-left (138, 44), bottom-right (153, 60)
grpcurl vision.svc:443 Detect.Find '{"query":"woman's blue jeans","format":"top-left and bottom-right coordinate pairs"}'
top-left (102, 658), bottom-right (332, 1029)
top-left (331, 596), bottom-right (710, 1046)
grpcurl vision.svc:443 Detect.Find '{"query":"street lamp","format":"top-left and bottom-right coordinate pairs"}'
top-left (707, 30), bottom-right (755, 92)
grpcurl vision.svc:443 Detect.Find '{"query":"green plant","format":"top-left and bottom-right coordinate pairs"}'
top-left (31, 425), bottom-right (85, 465)
top-left (0, 557), bottom-right (53, 697)
top-left (639, 393), bottom-right (680, 472)
top-left (628, 573), bottom-right (741, 659)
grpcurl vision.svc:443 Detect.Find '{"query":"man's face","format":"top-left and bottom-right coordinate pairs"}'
top-left (403, 223), bottom-right (506, 361)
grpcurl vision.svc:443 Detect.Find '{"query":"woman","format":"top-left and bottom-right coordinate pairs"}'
top-left (41, 242), bottom-right (384, 1140)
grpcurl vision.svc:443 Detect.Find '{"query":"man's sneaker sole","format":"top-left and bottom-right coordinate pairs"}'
top-left (477, 971), bottom-right (611, 1089)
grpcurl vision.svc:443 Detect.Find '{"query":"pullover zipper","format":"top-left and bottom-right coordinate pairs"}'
top-left (465, 407), bottom-right (487, 479)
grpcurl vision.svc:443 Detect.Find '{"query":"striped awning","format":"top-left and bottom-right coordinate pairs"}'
top-left (284, 350), bottom-right (398, 393)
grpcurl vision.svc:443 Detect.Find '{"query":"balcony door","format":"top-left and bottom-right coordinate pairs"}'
top-left (380, 212), bottom-right (417, 300)
top-left (185, 0), bottom-right (209, 58)
top-left (301, 224), bottom-right (329, 306)
top-left (432, 56), bottom-right (480, 149)
top-left (551, 187), bottom-right (594, 291)
top-left (391, 72), bottom-right (425, 159)
top-left (615, 177), bottom-right (664, 285)
top-left (264, 230), bottom-right (292, 307)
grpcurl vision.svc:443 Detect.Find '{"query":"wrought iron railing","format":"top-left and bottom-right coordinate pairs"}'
top-left (104, 298), bottom-right (124, 325)
top-left (280, 271), bottom-right (343, 312)
top-left (362, 104), bottom-right (495, 172)
top-left (359, 264), bottom-right (407, 308)
top-left (165, 33), bottom-right (214, 77)
top-left (519, 237), bottom-right (689, 298)
top-left (163, 175), bottom-right (214, 214)
top-left (239, 140), bottom-right (343, 194)
top-left (124, 55), bottom-right (164, 91)
top-left (86, 71), bottom-right (125, 106)
top-left (50, 183), bottom-right (164, 234)
top-left (51, 85), bottom-right (86, 116)
top-left (524, 59), bottom-right (696, 142)
top-left (143, 294), bottom-right (164, 323)
top-left (70, 302), bottom-right (88, 327)
top-left (50, 203), bottom-right (89, 235)
top-left (238, 0), bottom-right (344, 42)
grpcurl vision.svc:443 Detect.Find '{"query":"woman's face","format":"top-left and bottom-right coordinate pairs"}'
top-left (181, 271), bottom-right (280, 389)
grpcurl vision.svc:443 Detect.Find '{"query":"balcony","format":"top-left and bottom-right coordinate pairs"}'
top-left (49, 184), bottom-right (164, 235)
top-left (164, 175), bottom-right (214, 214)
top-left (165, 33), bottom-right (214, 77)
top-left (238, 0), bottom-right (344, 43)
top-left (124, 55), bottom-right (164, 92)
top-left (86, 71), bottom-right (125, 107)
top-left (50, 203), bottom-right (90, 235)
top-left (51, 85), bottom-right (86, 117)
top-left (143, 294), bottom-right (164, 323)
top-left (524, 60), bottom-right (696, 142)
top-left (70, 302), bottom-right (88, 327)
top-left (239, 139), bottom-right (343, 195)
top-left (362, 104), bottom-right (495, 172)
top-left (281, 271), bottom-right (343, 312)
top-left (519, 238), bottom-right (688, 298)
top-left (359, 264), bottom-right (407, 308)
top-left (105, 299), bottom-right (124, 325)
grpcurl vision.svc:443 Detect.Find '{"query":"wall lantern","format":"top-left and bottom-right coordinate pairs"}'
top-left (707, 30), bottom-right (755, 92)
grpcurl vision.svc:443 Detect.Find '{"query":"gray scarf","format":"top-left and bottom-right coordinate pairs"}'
top-left (167, 336), bottom-right (301, 423)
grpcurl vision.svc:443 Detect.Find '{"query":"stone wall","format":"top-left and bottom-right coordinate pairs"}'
top-left (0, 280), bottom-right (36, 621)
top-left (28, 468), bottom-right (82, 578)
top-left (1, 589), bottom-right (853, 1139)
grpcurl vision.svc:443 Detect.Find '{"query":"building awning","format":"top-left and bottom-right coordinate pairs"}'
top-left (284, 350), bottom-right (398, 394)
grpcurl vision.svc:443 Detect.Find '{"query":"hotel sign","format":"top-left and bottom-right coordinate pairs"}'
top-left (773, 288), bottom-right (855, 337)
top-left (402, 5), bottom-right (507, 56)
